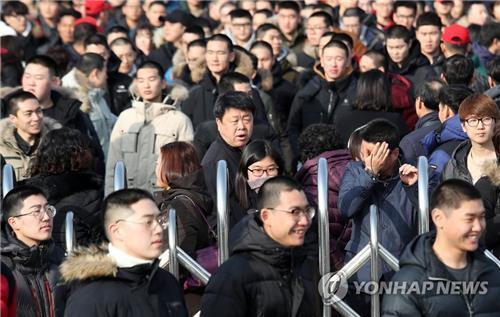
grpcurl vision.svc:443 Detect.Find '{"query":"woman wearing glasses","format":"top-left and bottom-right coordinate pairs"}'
top-left (442, 94), bottom-right (499, 255)
top-left (234, 140), bottom-right (284, 224)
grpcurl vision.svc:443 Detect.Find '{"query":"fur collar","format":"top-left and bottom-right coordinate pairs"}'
top-left (60, 244), bottom-right (117, 282)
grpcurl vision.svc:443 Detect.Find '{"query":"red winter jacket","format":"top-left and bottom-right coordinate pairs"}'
top-left (388, 72), bottom-right (418, 130)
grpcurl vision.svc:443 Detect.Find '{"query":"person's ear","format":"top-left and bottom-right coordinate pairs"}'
top-left (7, 217), bottom-right (19, 231)
top-left (229, 51), bottom-right (235, 63)
top-left (108, 222), bottom-right (122, 241)
top-left (432, 208), bottom-right (445, 230)
top-left (260, 208), bottom-right (270, 223)
top-left (51, 76), bottom-right (62, 87)
top-left (390, 147), bottom-right (400, 160)
top-left (378, 66), bottom-right (385, 73)
top-left (8, 113), bottom-right (18, 125)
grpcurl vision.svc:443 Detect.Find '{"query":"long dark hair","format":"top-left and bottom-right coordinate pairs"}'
top-left (355, 69), bottom-right (392, 111)
top-left (235, 140), bottom-right (284, 209)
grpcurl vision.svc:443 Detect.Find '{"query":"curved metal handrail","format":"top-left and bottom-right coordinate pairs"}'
top-left (370, 205), bottom-right (380, 317)
top-left (168, 208), bottom-right (179, 279)
top-left (113, 161), bottom-right (127, 191)
top-left (317, 158), bottom-right (331, 317)
top-left (216, 160), bottom-right (229, 265)
top-left (177, 248), bottom-right (211, 284)
top-left (65, 211), bottom-right (75, 254)
top-left (2, 164), bottom-right (15, 198)
top-left (417, 156), bottom-right (430, 234)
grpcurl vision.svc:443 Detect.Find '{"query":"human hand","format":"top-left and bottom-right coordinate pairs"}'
top-left (363, 142), bottom-right (390, 176)
top-left (399, 164), bottom-right (418, 186)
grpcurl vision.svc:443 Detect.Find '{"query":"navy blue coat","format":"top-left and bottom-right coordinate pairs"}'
top-left (339, 161), bottom-right (419, 282)
top-left (399, 112), bottom-right (441, 165)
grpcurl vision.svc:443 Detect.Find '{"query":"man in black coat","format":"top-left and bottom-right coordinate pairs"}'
top-left (60, 189), bottom-right (188, 317)
top-left (201, 176), bottom-right (318, 317)
top-left (287, 39), bottom-right (357, 161)
top-left (1, 185), bottom-right (64, 317)
top-left (382, 179), bottom-right (500, 316)
top-left (386, 25), bottom-right (437, 96)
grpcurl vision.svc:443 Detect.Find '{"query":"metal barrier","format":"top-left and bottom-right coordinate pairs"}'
top-left (168, 208), bottom-right (179, 278)
top-left (417, 156), bottom-right (429, 234)
top-left (113, 161), bottom-right (127, 191)
top-left (216, 160), bottom-right (229, 265)
top-left (326, 206), bottom-right (399, 317)
top-left (65, 212), bottom-right (75, 254)
top-left (317, 158), bottom-right (331, 317)
top-left (165, 207), bottom-right (212, 283)
top-left (2, 164), bottom-right (15, 198)
top-left (484, 250), bottom-right (500, 268)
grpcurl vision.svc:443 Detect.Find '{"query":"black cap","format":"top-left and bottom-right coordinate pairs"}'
top-left (160, 10), bottom-right (194, 27)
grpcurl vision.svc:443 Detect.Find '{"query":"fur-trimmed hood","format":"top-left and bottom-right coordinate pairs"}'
top-left (483, 161), bottom-right (500, 186)
top-left (60, 244), bottom-right (117, 282)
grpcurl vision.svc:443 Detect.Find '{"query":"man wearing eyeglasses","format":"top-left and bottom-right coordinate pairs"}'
top-left (59, 188), bottom-right (187, 317)
top-left (201, 176), bottom-right (317, 317)
top-left (1, 185), bottom-right (62, 317)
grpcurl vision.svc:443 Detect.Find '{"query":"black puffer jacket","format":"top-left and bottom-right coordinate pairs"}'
top-left (200, 214), bottom-right (317, 317)
top-left (382, 232), bottom-right (500, 316)
top-left (153, 170), bottom-right (214, 258)
top-left (23, 171), bottom-right (104, 249)
top-left (0, 224), bottom-right (64, 317)
top-left (59, 244), bottom-right (188, 317)
top-left (287, 69), bottom-right (357, 157)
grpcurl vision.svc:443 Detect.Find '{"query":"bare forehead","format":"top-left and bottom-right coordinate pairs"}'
top-left (129, 198), bottom-right (160, 216)
top-left (22, 194), bottom-right (48, 208)
top-left (277, 189), bottom-right (308, 207)
top-left (24, 63), bottom-right (50, 75)
top-left (207, 40), bottom-right (230, 50)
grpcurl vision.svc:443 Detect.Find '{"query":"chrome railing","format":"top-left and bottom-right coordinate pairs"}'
top-left (369, 205), bottom-right (380, 317)
top-left (168, 208), bottom-right (179, 278)
top-left (417, 156), bottom-right (430, 234)
top-left (113, 160), bottom-right (127, 191)
top-left (317, 158), bottom-right (331, 317)
top-left (2, 164), bottom-right (15, 198)
top-left (216, 160), bottom-right (229, 265)
top-left (65, 211), bottom-right (75, 254)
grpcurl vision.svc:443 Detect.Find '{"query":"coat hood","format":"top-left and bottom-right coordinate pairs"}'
top-left (59, 244), bottom-right (117, 282)
top-left (153, 169), bottom-right (213, 216)
top-left (0, 222), bottom-right (55, 273)
top-left (421, 115), bottom-right (468, 153)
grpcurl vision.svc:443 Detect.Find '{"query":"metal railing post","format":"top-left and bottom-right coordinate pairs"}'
top-left (113, 161), bottom-right (127, 191)
top-left (168, 208), bottom-right (179, 279)
top-left (177, 248), bottom-right (211, 284)
top-left (417, 156), bottom-right (430, 234)
top-left (216, 160), bottom-right (229, 265)
top-left (65, 211), bottom-right (74, 254)
top-left (369, 205), bottom-right (380, 317)
top-left (484, 250), bottom-right (500, 268)
top-left (317, 158), bottom-right (331, 317)
top-left (2, 164), bottom-right (15, 198)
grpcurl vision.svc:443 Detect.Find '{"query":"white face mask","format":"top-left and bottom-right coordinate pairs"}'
top-left (247, 176), bottom-right (273, 192)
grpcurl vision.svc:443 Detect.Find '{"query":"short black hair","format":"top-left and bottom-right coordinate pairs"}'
top-left (3, 185), bottom-right (46, 220)
top-left (277, 1), bottom-right (300, 14)
top-left (430, 179), bottom-right (482, 213)
top-left (136, 61), bottom-right (164, 78)
top-left (74, 22), bottom-right (97, 44)
top-left (393, 1), bottom-right (417, 14)
top-left (362, 50), bottom-right (386, 69)
top-left (257, 176), bottom-right (304, 210)
top-left (467, 24), bottom-right (481, 44)
top-left (26, 55), bottom-right (59, 77)
top-left (56, 8), bottom-right (81, 24)
top-left (5, 90), bottom-right (38, 116)
top-left (207, 33), bottom-right (233, 52)
top-left (415, 79), bottom-right (444, 111)
top-left (332, 33), bottom-right (353, 50)
top-left (230, 8), bottom-right (252, 21)
top-left (187, 38), bottom-right (206, 51)
top-left (110, 37), bottom-right (134, 49)
top-left (84, 33), bottom-right (109, 50)
top-left (255, 23), bottom-right (283, 40)
top-left (1, 1), bottom-right (28, 21)
top-left (107, 25), bottom-right (129, 37)
top-left (442, 54), bottom-right (474, 86)
top-left (148, 0), bottom-right (165, 10)
top-left (386, 24), bottom-right (412, 43)
top-left (342, 7), bottom-right (363, 20)
top-left (218, 72), bottom-right (251, 95)
top-left (416, 11), bottom-right (442, 29)
top-left (487, 56), bottom-right (500, 84)
top-left (255, 9), bottom-right (273, 18)
top-left (76, 53), bottom-right (106, 75)
top-left (213, 90), bottom-right (256, 120)
top-left (308, 11), bottom-right (334, 27)
top-left (359, 118), bottom-right (401, 149)
top-left (322, 39), bottom-right (349, 58)
top-left (185, 25), bottom-right (205, 39)
top-left (250, 40), bottom-right (273, 55)
top-left (438, 84), bottom-right (474, 114)
top-left (299, 124), bottom-right (343, 162)
top-left (479, 22), bottom-right (500, 48)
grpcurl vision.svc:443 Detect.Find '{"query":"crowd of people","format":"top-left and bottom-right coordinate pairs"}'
top-left (0, 0), bottom-right (499, 316)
